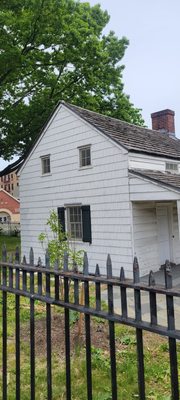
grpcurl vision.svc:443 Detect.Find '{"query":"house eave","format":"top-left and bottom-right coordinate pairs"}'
top-left (129, 169), bottom-right (180, 195)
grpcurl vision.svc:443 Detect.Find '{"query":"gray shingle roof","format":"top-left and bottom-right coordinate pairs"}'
top-left (64, 102), bottom-right (180, 160)
top-left (129, 169), bottom-right (180, 191)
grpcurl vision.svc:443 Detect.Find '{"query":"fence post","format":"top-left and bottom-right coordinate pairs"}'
top-left (133, 257), bottom-right (145, 400)
top-left (120, 267), bottom-right (127, 318)
top-left (164, 261), bottom-right (179, 400)
top-left (64, 252), bottom-right (71, 400)
top-left (29, 247), bottom-right (35, 400)
top-left (83, 253), bottom-right (92, 400)
top-left (107, 254), bottom-right (117, 400)
top-left (149, 271), bottom-right (157, 325)
top-left (2, 244), bottom-right (7, 400)
top-left (45, 251), bottom-right (52, 400)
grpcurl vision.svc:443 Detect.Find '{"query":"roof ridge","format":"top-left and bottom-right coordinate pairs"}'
top-left (63, 101), bottom-right (180, 144)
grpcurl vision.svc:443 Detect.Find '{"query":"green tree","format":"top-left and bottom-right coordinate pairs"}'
top-left (0, 0), bottom-right (144, 160)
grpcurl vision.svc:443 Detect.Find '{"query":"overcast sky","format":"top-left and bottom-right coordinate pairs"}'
top-left (1, 0), bottom-right (179, 169)
top-left (87, 0), bottom-right (180, 133)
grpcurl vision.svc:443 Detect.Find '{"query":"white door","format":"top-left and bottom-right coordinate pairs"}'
top-left (156, 206), bottom-right (172, 265)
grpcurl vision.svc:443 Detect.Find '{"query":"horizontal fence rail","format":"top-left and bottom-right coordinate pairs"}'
top-left (0, 246), bottom-right (180, 399)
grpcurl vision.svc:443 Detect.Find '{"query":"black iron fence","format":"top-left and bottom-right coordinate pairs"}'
top-left (0, 246), bottom-right (180, 400)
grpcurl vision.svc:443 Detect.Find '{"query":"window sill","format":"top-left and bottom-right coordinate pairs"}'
top-left (79, 165), bottom-right (93, 171)
top-left (69, 239), bottom-right (91, 245)
top-left (41, 173), bottom-right (52, 177)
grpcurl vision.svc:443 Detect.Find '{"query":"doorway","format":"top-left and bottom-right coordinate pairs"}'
top-left (156, 205), bottom-right (173, 266)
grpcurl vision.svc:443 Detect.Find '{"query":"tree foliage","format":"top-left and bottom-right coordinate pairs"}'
top-left (0, 0), bottom-right (144, 159)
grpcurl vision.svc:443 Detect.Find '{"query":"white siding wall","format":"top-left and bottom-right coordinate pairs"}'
top-left (129, 176), bottom-right (180, 201)
top-left (132, 202), bottom-right (159, 276)
top-left (20, 105), bottom-right (133, 277)
top-left (132, 201), bottom-right (180, 276)
top-left (129, 153), bottom-right (180, 172)
top-left (172, 203), bottom-right (180, 264)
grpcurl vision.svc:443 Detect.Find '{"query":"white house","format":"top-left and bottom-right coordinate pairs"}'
top-left (18, 103), bottom-right (180, 277)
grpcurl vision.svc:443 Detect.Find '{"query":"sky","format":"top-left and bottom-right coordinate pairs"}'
top-left (1, 0), bottom-right (179, 169)
top-left (87, 0), bottom-right (180, 132)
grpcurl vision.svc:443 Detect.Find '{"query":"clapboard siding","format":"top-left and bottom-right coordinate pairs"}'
top-left (129, 176), bottom-right (180, 201)
top-left (129, 153), bottom-right (180, 172)
top-left (172, 204), bottom-right (180, 264)
top-left (20, 104), bottom-right (133, 276)
top-left (132, 202), bottom-right (159, 275)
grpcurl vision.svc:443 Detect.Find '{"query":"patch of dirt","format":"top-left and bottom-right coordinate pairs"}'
top-left (20, 311), bottom-right (166, 358)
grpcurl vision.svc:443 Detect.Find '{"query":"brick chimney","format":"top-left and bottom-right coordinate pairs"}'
top-left (151, 109), bottom-right (175, 137)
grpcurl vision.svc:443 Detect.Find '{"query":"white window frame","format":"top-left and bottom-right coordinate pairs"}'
top-left (79, 145), bottom-right (91, 168)
top-left (66, 205), bottom-right (83, 240)
top-left (41, 155), bottom-right (51, 175)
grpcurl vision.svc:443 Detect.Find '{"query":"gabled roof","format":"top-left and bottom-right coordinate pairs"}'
top-left (0, 189), bottom-right (20, 203)
top-left (4, 101), bottom-right (180, 177)
top-left (0, 156), bottom-right (24, 177)
top-left (64, 102), bottom-right (180, 160)
top-left (129, 169), bottom-right (180, 192)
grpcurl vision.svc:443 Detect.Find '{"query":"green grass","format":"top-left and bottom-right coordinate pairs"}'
top-left (0, 238), bottom-right (177, 399)
top-left (0, 292), bottom-right (177, 399)
top-left (0, 234), bottom-right (20, 256)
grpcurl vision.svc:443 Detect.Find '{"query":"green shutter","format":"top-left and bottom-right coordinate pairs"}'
top-left (57, 207), bottom-right (65, 232)
top-left (82, 205), bottom-right (92, 243)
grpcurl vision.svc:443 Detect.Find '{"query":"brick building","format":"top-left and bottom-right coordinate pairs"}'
top-left (0, 170), bottom-right (19, 199)
top-left (0, 189), bottom-right (20, 223)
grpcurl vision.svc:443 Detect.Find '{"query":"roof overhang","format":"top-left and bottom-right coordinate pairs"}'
top-left (129, 169), bottom-right (180, 201)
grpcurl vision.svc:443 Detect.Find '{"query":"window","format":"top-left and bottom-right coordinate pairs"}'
top-left (67, 206), bottom-right (82, 239)
top-left (11, 174), bottom-right (13, 179)
top-left (58, 205), bottom-right (92, 243)
top-left (166, 162), bottom-right (178, 172)
top-left (41, 155), bottom-right (51, 174)
top-left (79, 146), bottom-right (91, 168)
top-left (11, 184), bottom-right (14, 190)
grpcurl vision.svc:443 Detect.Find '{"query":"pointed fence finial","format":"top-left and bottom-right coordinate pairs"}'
top-left (9, 254), bottom-right (13, 264)
top-left (45, 250), bottom-right (50, 268)
top-left (22, 255), bottom-right (27, 265)
top-left (73, 260), bottom-right (78, 273)
top-left (15, 247), bottom-right (20, 264)
top-left (149, 270), bottom-right (155, 286)
top-left (54, 259), bottom-right (59, 270)
top-left (120, 267), bottom-right (125, 281)
top-left (83, 252), bottom-right (89, 275)
top-left (133, 256), bottom-right (140, 283)
top-left (95, 264), bottom-right (100, 276)
top-left (164, 260), bottom-right (172, 289)
top-left (106, 254), bottom-right (112, 278)
top-left (29, 247), bottom-right (34, 266)
top-left (63, 251), bottom-right (68, 271)
top-left (37, 257), bottom-right (42, 267)
top-left (2, 244), bottom-right (7, 262)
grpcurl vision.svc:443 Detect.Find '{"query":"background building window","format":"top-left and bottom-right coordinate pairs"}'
top-left (79, 146), bottom-right (91, 168)
top-left (41, 155), bottom-right (51, 174)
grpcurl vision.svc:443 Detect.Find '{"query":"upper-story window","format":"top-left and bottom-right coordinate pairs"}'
top-left (79, 145), bottom-right (91, 168)
top-left (166, 162), bottom-right (178, 172)
top-left (41, 155), bottom-right (51, 175)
